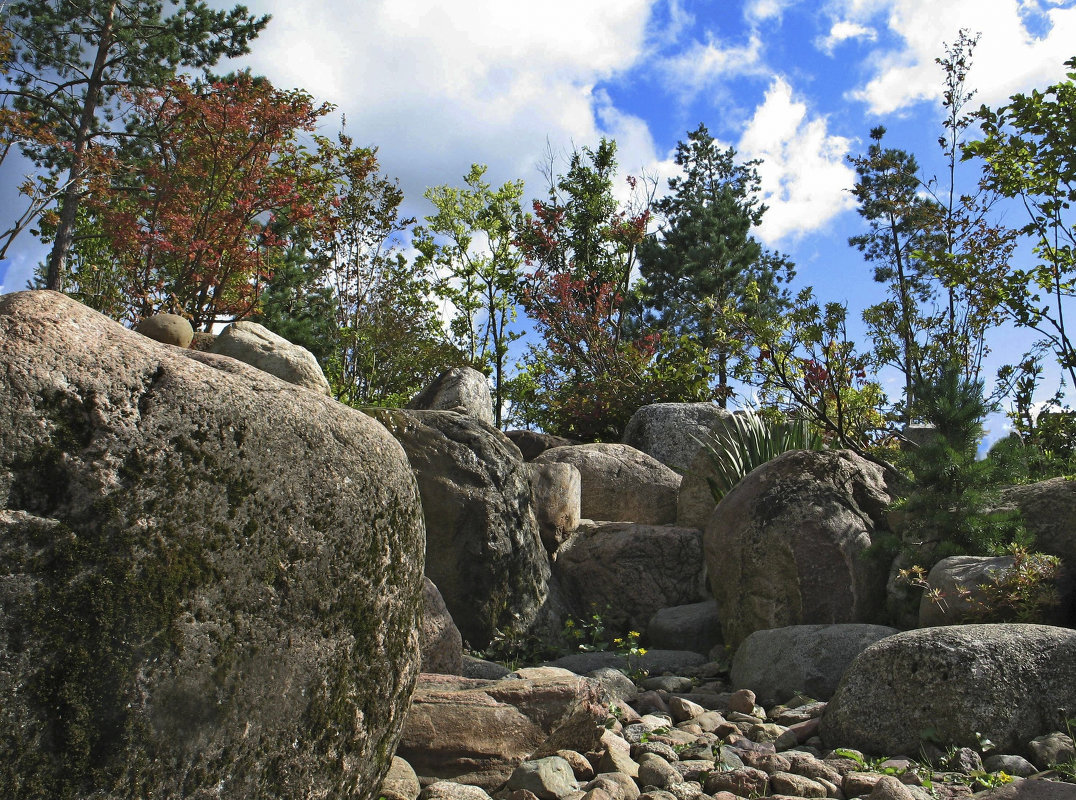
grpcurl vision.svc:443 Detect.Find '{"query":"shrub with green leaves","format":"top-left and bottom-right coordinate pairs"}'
top-left (694, 405), bottom-right (824, 503)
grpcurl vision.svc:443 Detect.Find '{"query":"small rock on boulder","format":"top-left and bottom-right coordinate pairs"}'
top-left (821, 624), bottom-right (1076, 755)
top-left (133, 312), bottom-right (193, 348)
top-left (407, 366), bottom-right (494, 425)
top-left (730, 624), bottom-right (898, 706)
top-left (622, 403), bottom-right (734, 472)
top-left (553, 521), bottom-right (708, 633)
top-left (704, 449), bottom-right (897, 649)
top-left (210, 319), bottom-right (331, 395)
top-left (535, 444), bottom-right (680, 525)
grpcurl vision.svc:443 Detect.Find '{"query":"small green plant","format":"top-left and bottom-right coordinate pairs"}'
top-left (611, 629), bottom-right (649, 681)
top-left (562, 606), bottom-right (611, 653)
top-left (694, 404), bottom-right (824, 503)
top-left (1052, 717), bottom-right (1076, 783)
top-left (899, 543), bottom-right (1061, 623)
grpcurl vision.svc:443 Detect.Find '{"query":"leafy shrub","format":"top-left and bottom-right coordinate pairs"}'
top-left (695, 405), bottom-right (824, 502)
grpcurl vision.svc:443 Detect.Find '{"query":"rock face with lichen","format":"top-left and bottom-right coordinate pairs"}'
top-left (0, 291), bottom-right (425, 800)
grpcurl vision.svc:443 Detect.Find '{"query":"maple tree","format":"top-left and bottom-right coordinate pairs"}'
top-left (1, 0), bottom-right (268, 290)
top-left (511, 140), bottom-right (695, 440)
top-left (79, 74), bottom-right (331, 329)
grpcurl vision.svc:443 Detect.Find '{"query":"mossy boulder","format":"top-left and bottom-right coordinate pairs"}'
top-left (703, 449), bottom-right (896, 649)
top-left (0, 291), bottom-right (425, 800)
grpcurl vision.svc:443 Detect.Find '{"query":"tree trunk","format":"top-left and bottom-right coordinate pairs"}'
top-left (44, 2), bottom-right (116, 291)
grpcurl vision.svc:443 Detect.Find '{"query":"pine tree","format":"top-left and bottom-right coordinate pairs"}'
top-left (636, 123), bottom-right (792, 406)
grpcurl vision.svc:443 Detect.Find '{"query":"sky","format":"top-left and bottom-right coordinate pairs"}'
top-left (2, 0), bottom-right (1076, 433)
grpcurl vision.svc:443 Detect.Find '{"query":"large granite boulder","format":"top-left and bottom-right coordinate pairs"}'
top-left (209, 319), bottom-right (331, 395)
top-left (407, 366), bottom-right (494, 425)
top-left (821, 624), bottom-right (1076, 756)
top-left (675, 410), bottom-right (745, 529)
top-left (730, 624), bottom-right (898, 706)
top-left (397, 673), bottom-right (607, 790)
top-left (703, 449), bottom-right (897, 649)
top-left (553, 521), bottom-right (708, 633)
top-left (366, 409), bottom-right (555, 648)
top-left (622, 402), bottom-right (734, 472)
top-left (534, 444), bottom-right (680, 525)
top-left (0, 291), bottom-right (425, 800)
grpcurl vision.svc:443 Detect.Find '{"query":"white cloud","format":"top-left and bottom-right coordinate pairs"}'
top-left (836, 0), bottom-right (1076, 115)
top-left (745, 0), bottom-right (799, 23)
top-left (224, 0), bottom-right (662, 216)
top-left (816, 20), bottom-right (878, 54)
top-left (658, 33), bottom-right (765, 104)
top-left (738, 77), bottom-right (857, 243)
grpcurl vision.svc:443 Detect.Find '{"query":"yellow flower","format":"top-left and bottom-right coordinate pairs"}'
top-left (628, 631), bottom-right (641, 639)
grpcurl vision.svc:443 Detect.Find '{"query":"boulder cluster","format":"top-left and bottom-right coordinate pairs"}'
top-left (1, 296), bottom-right (1074, 799)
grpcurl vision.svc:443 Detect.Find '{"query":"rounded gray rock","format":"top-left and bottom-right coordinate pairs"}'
top-left (407, 366), bottom-right (494, 425)
top-left (731, 623), bottom-right (898, 706)
top-left (210, 319), bottom-right (331, 394)
top-left (821, 624), bottom-right (1076, 756)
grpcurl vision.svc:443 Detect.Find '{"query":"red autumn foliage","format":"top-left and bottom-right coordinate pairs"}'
top-left (87, 74), bottom-right (332, 329)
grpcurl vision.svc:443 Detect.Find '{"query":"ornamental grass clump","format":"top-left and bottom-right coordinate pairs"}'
top-left (695, 405), bottom-right (824, 502)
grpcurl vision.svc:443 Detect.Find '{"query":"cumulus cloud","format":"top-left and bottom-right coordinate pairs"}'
top-left (737, 77), bottom-right (857, 244)
top-left (816, 20), bottom-right (878, 54)
top-left (836, 0), bottom-right (1076, 115)
top-left (227, 0), bottom-right (663, 213)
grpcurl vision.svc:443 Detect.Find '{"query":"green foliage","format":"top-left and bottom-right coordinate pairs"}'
top-left (514, 140), bottom-right (685, 441)
top-left (414, 164), bottom-right (525, 427)
top-left (736, 285), bottom-right (889, 458)
top-left (965, 56), bottom-right (1076, 392)
top-left (901, 543), bottom-right (1061, 623)
top-left (898, 363), bottom-right (1027, 564)
top-left (849, 126), bottom-right (944, 423)
top-left (636, 123), bottom-right (793, 405)
top-left (695, 405), bottom-right (824, 503)
top-left (302, 131), bottom-right (461, 407)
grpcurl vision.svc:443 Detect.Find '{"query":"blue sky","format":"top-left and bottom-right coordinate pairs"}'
top-left (3, 0), bottom-right (1076, 431)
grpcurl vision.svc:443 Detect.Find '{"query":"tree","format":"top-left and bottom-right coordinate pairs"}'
top-left (848, 126), bottom-right (943, 423)
top-left (914, 30), bottom-right (1015, 386)
top-left (736, 284), bottom-right (889, 460)
top-left (1, 0), bottom-right (268, 290)
top-left (513, 140), bottom-right (671, 440)
top-left (636, 123), bottom-right (793, 406)
top-left (964, 56), bottom-right (1076, 393)
top-left (414, 164), bottom-right (525, 427)
top-left (304, 130), bottom-right (459, 407)
top-left (78, 74), bottom-right (331, 330)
